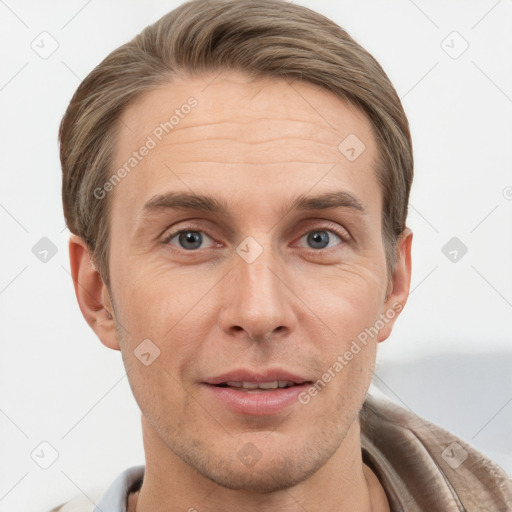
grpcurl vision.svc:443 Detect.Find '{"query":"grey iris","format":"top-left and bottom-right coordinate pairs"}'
top-left (179, 231), bottom-right (203, 250)
top-left (307, 231), bottom-right (330, 249)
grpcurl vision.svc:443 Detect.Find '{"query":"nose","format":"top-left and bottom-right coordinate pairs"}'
top-left (218, 239), bottom-right (296, 343)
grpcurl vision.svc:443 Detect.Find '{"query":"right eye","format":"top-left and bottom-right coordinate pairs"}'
top-left (162, 229), bottom-right (216, 251)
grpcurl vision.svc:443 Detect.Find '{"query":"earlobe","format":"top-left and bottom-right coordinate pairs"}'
top-left (68, 235), bottom-right (120, 351)
top-left (377, 228), bottom-right (413, 343)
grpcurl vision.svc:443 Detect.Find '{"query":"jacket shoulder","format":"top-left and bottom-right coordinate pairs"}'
top-left (361, 391), bottom-right (512, 511)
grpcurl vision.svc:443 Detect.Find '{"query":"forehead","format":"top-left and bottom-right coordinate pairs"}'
top-left (110, 70), bottom-right (381, 222)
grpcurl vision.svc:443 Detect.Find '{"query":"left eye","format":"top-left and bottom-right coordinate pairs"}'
top-left (299, 230), bottom-right (342, 250)
top-left (165, 230), bottom-right (214, 250)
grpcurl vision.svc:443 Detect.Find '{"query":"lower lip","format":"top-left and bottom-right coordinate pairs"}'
top-left (203, 384), bottom-right (309, 416)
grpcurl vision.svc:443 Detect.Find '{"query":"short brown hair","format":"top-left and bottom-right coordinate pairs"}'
top-left (60, 0), bottom-right (413, 288)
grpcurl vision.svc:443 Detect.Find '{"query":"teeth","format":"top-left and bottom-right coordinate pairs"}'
top-left (223, 381), bottom-right (296, 389)
top-left (241, 382), bottom-right (260, 389)
top-left (258, 381), bottom-right (278, 389)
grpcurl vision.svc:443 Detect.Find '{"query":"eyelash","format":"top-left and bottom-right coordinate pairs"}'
top-left (161, 222), bottom-right (350, 252)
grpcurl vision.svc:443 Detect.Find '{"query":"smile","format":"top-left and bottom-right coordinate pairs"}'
top-left (215, 380), bottom-right (299, 390)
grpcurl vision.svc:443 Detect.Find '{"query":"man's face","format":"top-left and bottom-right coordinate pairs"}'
top-left (106, 71), bottom-right (397, 491)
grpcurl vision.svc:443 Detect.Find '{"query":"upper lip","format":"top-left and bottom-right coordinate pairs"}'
top-left (204, 368), bottom-right (311, 385)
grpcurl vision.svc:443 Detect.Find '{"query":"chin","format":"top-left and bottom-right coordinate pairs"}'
top-left (203, 454), bottom-right (322, 493)
top-left (172, 435), bottom-right (331, 494)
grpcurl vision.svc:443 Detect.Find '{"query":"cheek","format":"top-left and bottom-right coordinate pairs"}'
top-left (310, 332), bottom-right (376, 428)
top-left (296, 264), bottom-right (381, 401)
top-left (114, 263), bottom-right (211, 337)
top-left (119, 330), bottom-right (193, 436)
top-left (113, 268), bottom-right (215, 395)
top-left (299, 263), bottom-right (385, 344)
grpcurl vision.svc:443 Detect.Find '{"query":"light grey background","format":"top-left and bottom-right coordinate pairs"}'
top-left (1, 1), bottom-right (511, 511)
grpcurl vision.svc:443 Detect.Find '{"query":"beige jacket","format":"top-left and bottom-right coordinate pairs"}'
top-left (360, 392), bottom-right (511, 511)
top-left (51, 392), bottom-right (512, 511)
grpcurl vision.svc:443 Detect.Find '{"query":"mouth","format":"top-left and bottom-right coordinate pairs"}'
top-left (202, 369), bottom-right (313, 415)
top-left (213, 380), bottom-right (309, 391)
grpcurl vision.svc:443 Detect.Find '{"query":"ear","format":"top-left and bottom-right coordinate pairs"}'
top-left (69, 234), bottom-right (120, 351)
top-left (377, 227), bottom-right (413, 343)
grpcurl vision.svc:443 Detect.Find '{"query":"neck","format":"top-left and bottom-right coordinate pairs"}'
top-left (131, 416), bottom-right (389, 512)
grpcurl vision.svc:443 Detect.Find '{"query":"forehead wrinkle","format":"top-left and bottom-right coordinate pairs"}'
top-left (118, 116), bottom-right (348, 157)
top-left (127, 124), bottom-right (351, 170)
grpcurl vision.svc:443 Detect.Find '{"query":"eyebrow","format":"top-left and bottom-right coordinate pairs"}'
top-left (140, 190), bottom-right (367, 219)
top-left (286, 191), bottom-right (366, 216)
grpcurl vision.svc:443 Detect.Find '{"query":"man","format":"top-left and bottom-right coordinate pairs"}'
top-left (54, 0), bottom-right (512, 510)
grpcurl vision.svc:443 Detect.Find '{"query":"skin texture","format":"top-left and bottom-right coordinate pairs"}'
top-left (70, 70), bottom-right (412, 512)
